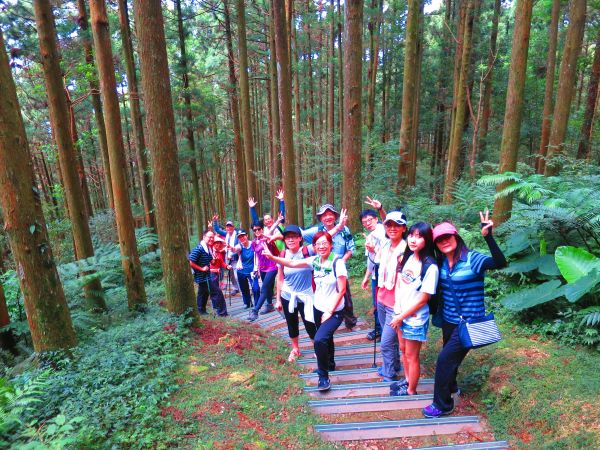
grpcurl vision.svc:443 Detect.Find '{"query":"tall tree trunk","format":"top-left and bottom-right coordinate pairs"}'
top-left (492, 0), bottom-right (534, 225)
top-left (117, 0), bottom-right (156, 232)
top-left (268, 8), bottom-right (282, 213)
top-left (337, 0), bottom-right (344, 162)
top-left (133, 0), bottom-right (198, 322)
top-left (236, 0), bottom-right (258, 199)
top-left (342, 0), bottom-right (363, 232)
top-left (90, 0), bottom-right (146, 309)
top-left (545, 0), bottom-right (587, 176)
top-left (536, 0), bottom-right (561, 173)
top-left (326, 0), bottom-right (335, 202)
top-left (408, 3), bottom-right (424, 187)
top-left (478, 0), bottom-right (500, 153)
top-left (223, 0), bottom-right (249, 230)
top-left (174, 0), bottom-right (203, 239)
top-left (272, 0), bottom-right (299, 225)
top-left (0, 29), bottom-right (77, 351)
top-left (366, 0), bottom-right (382, 136)
top-left (33, 0), bottom-right (106, 311)
top-left (397, 0), bottom-right (420, 191)
top-left (442, 0), bottom-right (475, 204)
top-left (65, 89), bottom-right (94, 219)
top-left (576, 27), bottom-right (600, 160)
top-left (306, 0), bottom-right (316, 139)
top-left (76, 0), bottom-right (113, 210)
top-left (0, 246), bottom-right (16, 354)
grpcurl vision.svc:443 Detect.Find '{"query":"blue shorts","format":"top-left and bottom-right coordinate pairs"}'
top-left (400, 321), bottom-right (429, 342)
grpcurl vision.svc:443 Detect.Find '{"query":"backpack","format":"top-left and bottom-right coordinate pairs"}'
top-left (418, 255), bottom-right (439, 314)
top-left (311, 253), bottom-right (340, 293)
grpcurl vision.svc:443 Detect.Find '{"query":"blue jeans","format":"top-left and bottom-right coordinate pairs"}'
top-left (313, 308), bottom-right (343, 379)
top-left (377, 302), bottom-right (401, 378)
top-left (237, 272), bottom-right (259, 308)
top-left (253, 270), bottom-right (277, 313)
top-left (432, 321), bottom-right (470, 412)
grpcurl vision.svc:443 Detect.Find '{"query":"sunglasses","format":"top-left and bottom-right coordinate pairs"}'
top-left (252, 228), bottom-right (262, 232)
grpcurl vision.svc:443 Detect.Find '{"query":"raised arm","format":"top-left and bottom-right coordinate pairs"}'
top-left (262, 245), bottom-right (311, 268)
top-left (212, 215), bottom-right (227, 237)
top-left (276, 189), bottom-right (286, 219)
top-left (326, 208), bottom-right (348, 237)
top-left (365, 196), bottom-right (387, 221)
top-left (481, 210), bottom-right (507, 270)
top-left (248, 197), bottom-right (259, 224)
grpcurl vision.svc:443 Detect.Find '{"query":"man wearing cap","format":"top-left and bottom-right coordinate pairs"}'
top-left (189, 230), bottom-right (220, 315)
top-left (212, 215), bottom-right (240, 296)
top-left (229, 229), bottom-right (260, 310)
top-left (302, 204), bottom-right (358, 329)
top-left (360, 200), bottom-right (387, 341)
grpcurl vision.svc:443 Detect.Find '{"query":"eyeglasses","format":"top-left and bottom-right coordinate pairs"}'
top-left (252, 228), bottom-right (262, 232)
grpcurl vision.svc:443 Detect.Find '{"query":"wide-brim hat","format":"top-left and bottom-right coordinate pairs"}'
top-left (432, 222), bottom-right (458, 241)
top-left (316, 203), bottom-right (339, 218)
top-left (383, 211), bottom-right (407, 226)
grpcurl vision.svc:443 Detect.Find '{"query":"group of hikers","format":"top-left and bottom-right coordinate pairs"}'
top-left (188, 191), bottom-right (506, 419)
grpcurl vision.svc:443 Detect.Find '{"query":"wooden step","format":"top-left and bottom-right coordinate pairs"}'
top-left (308, 394), bottom-right (433, 414)
top-left (410, 442), bottom-right (509, 450)
top-left (297, 353), bottom-right (382, 370)
top-left (314, 416), bottom-right (483, 441)
top-left (304, 380), bottom-right (434, 399)
top-left (300, 367), bottom-right (401, 385)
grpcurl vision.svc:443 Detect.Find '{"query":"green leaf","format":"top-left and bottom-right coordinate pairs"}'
top-left (54, 414), bottom-right (66, 426)
top-left (502, 254), bottom-right (541, 274)
top-left (565, 270), bottom-right (600, 303)
top-left (45, 424), bottom-right (57, 435)
top-left (538, 254), bottom-right (561, 276)
top-left (500, 280), bottom-right (565, 311)
top-left (555, 246), bottom-right (600, 283)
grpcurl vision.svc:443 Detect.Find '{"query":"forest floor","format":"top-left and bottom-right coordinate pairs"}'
top-left (157, 277), bottom-right (600, 449)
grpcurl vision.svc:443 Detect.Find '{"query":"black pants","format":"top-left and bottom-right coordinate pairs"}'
top-left (432, 321), bottom-right (469, 412)
top-left (281, 298), bottom-right (317, 340)
top-left (209, 273), bottom-right (228, 316)
top-left (313, 308), bottom-right (343, 379)
top-left (342, 284), bottom-right (357, 329)
top-left (196, 280), bottom-right (210, 313)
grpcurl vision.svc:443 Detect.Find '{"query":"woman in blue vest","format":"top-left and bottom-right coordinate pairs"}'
top-left (229, 230), bottom-right (260, 309)
top-left (422, 211), bottom-right (506, 418)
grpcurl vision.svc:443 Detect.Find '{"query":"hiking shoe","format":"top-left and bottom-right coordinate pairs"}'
top-left (389, 378), bottom-right (409, 391)
top-left (247, 310), bottom-right (258, 322)
top-left (259, 304), bottom-right (275, 314)
top-left (390, 385), bottom-right (416, 396)
top-left (422, 403), bottom-right (454, 418)
top-left (317, 377), bottom-right (331, 392)
top-left (366, 330), bottom-right (381, 341)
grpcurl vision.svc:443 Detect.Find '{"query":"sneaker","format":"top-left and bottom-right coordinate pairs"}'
top-left (259, 304), bottom-right (275, 315)
top-left (317, 377), bottom-right (331, 392)
top-left (247, 310), bottom-right (258, 322)
top-left (382, 375), bottom-right (399, 382)
top-left (389, 378), bottom-right (409, 391)
top-left (366, 330), bottom-right (381, 341)
top-left (390, 385), bottom-right (416, 396)
top-left (422, 403), bottom-right (454, 418)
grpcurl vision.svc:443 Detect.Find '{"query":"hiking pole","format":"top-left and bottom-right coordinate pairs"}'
top-left (372, 309), bottom-right (377, 368)
top-left (227, 269), bottom-right (232, 307)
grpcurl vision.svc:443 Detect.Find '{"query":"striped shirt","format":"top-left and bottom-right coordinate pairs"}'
top-left (440, 250), bottom-right (492, 324)
top-left (189, 242), bottom-right (213, 284)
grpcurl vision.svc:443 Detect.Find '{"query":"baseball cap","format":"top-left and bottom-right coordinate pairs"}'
top-left (237, 229), bottom-right (248, 237)
top-left (225, 220), bottom-right (234, 226)
top-left (383, 211), bottom-right (407, 226)
top-left (213, 236), bottom-right (225, 244)
top-left (282, 224), bottom-right (302, 236)
top-left (432, 222), bottom-right (458, 241)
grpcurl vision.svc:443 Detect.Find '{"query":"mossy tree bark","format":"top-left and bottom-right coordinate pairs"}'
top-left (341, 0), bottom-right (363, 232)
top-left (117, 0), bottom-right (156, 233)
top-left (33, 0), bottom-right (106, 311)
top-left (272, 0), bottom-right (299, 225)
top-left (492, 0), bottom-right (534, 225)
top-left (544, 0), bottom-right (587, 176)
top-left (0, 29), bottom-right (77, 351)
top-left (90, 0), bottom-right (146, 309)
top-left (133, 0), bottom-right (198, 322)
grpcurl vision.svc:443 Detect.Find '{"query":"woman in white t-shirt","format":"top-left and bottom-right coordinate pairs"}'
top-left (390, 222), bottom-right (439, 396)
top-left (263, 231), bottom-right (347, 392)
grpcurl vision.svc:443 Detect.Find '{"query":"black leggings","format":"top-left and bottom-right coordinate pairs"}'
top-left (281, 298), bottom-right (317, 340)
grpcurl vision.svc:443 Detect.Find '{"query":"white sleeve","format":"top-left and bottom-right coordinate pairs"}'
top-left (421, 264), bottom-right (439, 295)
top-left (335, 259), bottom-right (348, 278)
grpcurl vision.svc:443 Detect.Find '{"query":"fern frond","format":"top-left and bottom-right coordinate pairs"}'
top-left (477, 172), bottom-right (522, 186)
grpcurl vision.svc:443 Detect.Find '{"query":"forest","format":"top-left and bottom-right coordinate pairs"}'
top-left (0, 0), bottom-right (599, 448)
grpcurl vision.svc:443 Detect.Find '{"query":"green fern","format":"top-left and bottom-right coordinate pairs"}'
top-left (579, 307), bottom-right (600, 327)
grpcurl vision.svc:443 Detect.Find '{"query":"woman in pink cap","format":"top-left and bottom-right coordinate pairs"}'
top-left (422, 211), bottom-right (506, 418)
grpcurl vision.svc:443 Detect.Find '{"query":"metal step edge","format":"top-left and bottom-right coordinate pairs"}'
top-left (304, 379), bottom-right (434, 392)
top-left (293, 329), bottom-right (369, 343)
top-left (299, 367), bottom-right (377, 378)
top-left (298, 353), bottom-right (384, 364)
top-left (314, 416), bottom-right (480, 432)
top-left (407, 441), bottom-right (509, 450)
top-left (308, 394), bottom-right (433, 407)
